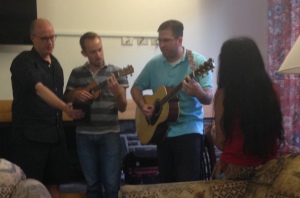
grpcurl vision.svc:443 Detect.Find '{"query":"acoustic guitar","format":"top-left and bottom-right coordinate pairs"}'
top-left (136, 59), bottom-right (214, 145)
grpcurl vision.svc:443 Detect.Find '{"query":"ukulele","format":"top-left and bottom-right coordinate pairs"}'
top-left (73, 65), bottom-right (134, 122)
top-left (76, 65), bottom-right (134, 101)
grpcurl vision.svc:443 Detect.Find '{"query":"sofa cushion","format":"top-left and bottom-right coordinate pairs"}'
top-left (245, 153), bottom-right (300, 197)
top-left (0, 158), bottom-right (26, 198)
top-left (119, 180), bottom-right (240, 198)
top-left (10, 178), bottom-right (51, 198)
top-left (211, 181), bottom-right (248, 198)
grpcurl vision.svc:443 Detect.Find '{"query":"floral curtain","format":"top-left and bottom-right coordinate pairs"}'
top-left (268, 0), bottom-right (300, 154)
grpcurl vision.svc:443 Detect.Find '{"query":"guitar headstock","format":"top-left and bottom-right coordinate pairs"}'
top-left (194, 58), bottom-right (215, 77)
top-left (118, 65), bottom-right (134, 77)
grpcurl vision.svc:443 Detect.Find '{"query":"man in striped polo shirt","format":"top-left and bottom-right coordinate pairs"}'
top-left (64, 32), bottom-right (128, 198)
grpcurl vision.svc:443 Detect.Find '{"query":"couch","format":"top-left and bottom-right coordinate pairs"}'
top-left (0, 158), bottom-right (51, 198)
top-left (119, 153), bottom-right (300, 198)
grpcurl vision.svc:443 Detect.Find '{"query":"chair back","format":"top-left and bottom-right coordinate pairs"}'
top-left (200, 123), bottom-right (217, 180)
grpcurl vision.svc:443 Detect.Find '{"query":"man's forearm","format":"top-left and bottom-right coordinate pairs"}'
top-left (196, 89), bottom-right (213, 105)
top-left (115, 87), bottom-right (127, 112)
top-left (130, 86), bottom-right (145, 110)
top-left (35, 82), bottom-right (68, 112)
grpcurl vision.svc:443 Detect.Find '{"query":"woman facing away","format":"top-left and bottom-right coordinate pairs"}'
top-left (211, 37), bottom-right (285, 180)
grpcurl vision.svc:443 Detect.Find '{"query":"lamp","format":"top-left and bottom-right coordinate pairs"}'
top-left (278, 36), bottom-right (300, 74)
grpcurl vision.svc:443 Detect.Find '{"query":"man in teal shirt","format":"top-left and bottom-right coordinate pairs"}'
top-left (131, 19), bottom-right (213, 182)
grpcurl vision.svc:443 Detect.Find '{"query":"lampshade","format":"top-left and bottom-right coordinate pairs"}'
top-left (278, 36), bottom-right (300, 74)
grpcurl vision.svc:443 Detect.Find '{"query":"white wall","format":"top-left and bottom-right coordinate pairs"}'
top-left (0, 0), bottom-right (268, 116)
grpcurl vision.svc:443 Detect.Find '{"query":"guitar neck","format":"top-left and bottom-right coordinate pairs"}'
top-left (88, 65), bottom-right (134, 94)
top-left (90, 71), bottom-right (119, 93)
top-left (90, 81), bottom-right (106, 93)
top-left (159, 71), bottom-right (196, 105)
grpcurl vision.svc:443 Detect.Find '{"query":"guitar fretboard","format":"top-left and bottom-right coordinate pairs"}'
top-left (159, 71), bottom-right (196, 105)
top-left (90, 70), bottom-right (119, 93)
top-left (158, 58), bottom-right (214, 106)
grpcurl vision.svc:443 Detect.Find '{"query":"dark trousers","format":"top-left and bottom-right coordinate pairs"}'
top-left (11, 131), bottom-right (69, 185)
top-left (157, 133), bottom-right (203, 183)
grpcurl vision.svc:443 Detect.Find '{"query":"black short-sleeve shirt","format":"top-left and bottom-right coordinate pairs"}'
top-left (10, 47), bottom-right (64, 143)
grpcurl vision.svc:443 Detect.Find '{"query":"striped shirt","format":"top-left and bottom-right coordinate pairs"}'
top-left (65, 62), bottom-right (129, 134)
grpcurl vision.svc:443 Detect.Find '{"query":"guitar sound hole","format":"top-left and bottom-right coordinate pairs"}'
top-left (148, 101), bottom-right (161, 125)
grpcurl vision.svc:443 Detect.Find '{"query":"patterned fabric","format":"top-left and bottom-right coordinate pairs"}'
top-left (10, 178), bottom-right (51, 198)
top-left (211, 181), bottom-right (248, 198)
top-left (211, 160), bottom-right (262, 180)
top-left (245, 153), bottom-right (300, 197)
top-left (0, 158), bottom-right (26, 198)
top-left (268, 0), bottom-right (300, 154)
top-left (119, 153), bottom-right (300, 198)
top-left (119, 180), bottom-right (234, 198)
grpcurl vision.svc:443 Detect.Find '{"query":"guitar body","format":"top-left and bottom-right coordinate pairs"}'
top-left (75, 81), bottom-right (102, 101)
top-left (72, 81), bottom-right (101, 122)
top-left (136, 86), bottom-right (179, 145)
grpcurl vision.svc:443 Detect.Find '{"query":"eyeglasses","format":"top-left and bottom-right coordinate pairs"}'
top-left (157, 38), bottom-right (177, 44)
top-left (33, 35), bottom-right (57, 42)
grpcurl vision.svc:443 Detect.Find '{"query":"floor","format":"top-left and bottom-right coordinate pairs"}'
top-left (60, 192), bottom-right (86, 198)
top-left (60, 182), bottom-right (86, 198)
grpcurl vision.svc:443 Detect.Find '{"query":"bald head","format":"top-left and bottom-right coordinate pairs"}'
top-left (30, 19), bottom-right (53, 36)
top-left (29, 18), bottom-right (56, 59)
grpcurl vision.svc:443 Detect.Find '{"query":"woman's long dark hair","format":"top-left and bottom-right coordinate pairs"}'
top-left (217, 37), bottom-right (284, 157)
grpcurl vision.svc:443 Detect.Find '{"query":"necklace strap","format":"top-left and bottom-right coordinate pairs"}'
top-left (187, 49), bottom-right (196, 71)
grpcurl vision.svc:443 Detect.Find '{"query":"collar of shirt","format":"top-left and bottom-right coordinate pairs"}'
top-left (164, 47), bottom-right (187, 67)
top-left (84, 61), bottom-right (108, 76)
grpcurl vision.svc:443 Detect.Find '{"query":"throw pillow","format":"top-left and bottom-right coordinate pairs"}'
top-left (10, 178), bottom-right (51, 198)
top-left (0, 158), bottom-right (26, 198)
